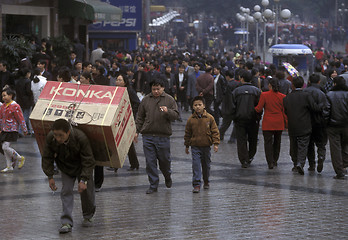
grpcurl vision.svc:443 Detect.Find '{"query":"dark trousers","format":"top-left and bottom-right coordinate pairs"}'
top-left (263, 130), bottom-right (282, 167)
top-left (143, 135), bottom-right (171, 189)
top-left (235, 121), bottom-right (259, 165)
top-left (191, 146), bottom-right (211, 187)
top-left (94, 165), bottom-right (104, 189)
top-left (289, 134), bottom-right (311, 167)
top-left (128, 142), bottom-right (139, 168)
top-left (307, 125), bottom-right (327, 167)
top-left (327, 127), bottom-right (348, 176)
top-left (219, 115), bottom-right (236, 141)
top-left (213, 99), bottom-right (221, 126)
top-left (204, 94), bottom-right (214, 116)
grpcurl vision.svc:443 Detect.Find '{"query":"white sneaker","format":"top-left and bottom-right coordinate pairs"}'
top-left (18, 156), bottom-right (25, 169)
top-left (1, 167), bottom-right (14, 173)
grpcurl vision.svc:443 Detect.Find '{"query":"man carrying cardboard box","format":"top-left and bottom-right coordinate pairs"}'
top-left (41, 119), bottom-right (96, 233)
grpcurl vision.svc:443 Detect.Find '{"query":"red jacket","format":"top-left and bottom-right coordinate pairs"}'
top-left (0, 101), bottom-right (27, 133)
top-left (255, 90), bottom-right (287, 131)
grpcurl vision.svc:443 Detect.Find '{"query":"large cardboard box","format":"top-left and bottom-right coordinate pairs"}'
top-left (30, 81), bottom-right (136, 168)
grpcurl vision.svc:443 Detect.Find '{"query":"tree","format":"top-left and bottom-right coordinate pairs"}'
top-left (0, 36), bottom-right (34, 71)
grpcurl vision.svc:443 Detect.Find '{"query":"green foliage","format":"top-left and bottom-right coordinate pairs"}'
top-left (0, 35), bottom-right (34, 71)
top-left (49, 35), bottom-right (73, 67)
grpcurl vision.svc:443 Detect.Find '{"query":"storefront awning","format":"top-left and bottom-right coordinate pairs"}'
top-left (59, 0), bottom-right (122, 22)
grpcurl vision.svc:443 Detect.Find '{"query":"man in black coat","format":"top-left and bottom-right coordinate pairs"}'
top-left (212, 66), bottom-right (226, 126)
top-left (219, 70), bottom-right (241, 143)
top-left (283, 76), bottom-right (321, 175)
top-left (231, 70), bottom-right (261, 168)
top-left (15, 68), bottom-right (34, 134)
top-left (73, 38), bottom-right (85, 62)
top-left (326, 76), bottom-right (348, 179)
top-left (304, 74), bottom-right (329, 173)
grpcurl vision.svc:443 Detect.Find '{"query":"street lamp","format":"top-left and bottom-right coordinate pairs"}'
top-left (236, 12), bottom-right (247, 46)
top-left (261, 0), bottom-right (272, 62)
top-left (273, 0), bottom-right (291, 44)
top-left (259, 0), bottom-right (291, 62)
top-left (237, 7), bottom-right (255, 51)
top-left (338, 3), bottom-right (348, 27)
top-left (253, 5), bottom-right (262, 55)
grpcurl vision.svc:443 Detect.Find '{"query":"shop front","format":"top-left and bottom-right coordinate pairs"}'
top-left (88, 0), bottom-right (142, 52)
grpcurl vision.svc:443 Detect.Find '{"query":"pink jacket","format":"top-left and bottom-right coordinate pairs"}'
top-left (0, 101), bottom-right (27, 133)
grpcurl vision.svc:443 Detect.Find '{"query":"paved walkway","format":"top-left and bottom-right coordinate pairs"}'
top-left (0, 112), bottom-right (347, 239)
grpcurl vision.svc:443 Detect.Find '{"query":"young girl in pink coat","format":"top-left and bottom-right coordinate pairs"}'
top-left (0, 87), bottom-right (28, 172)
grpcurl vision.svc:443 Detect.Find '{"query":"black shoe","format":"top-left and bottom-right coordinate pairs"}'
top-left (268, 165), bottom-right (274, 169)
top-left (308, 166), bottom-right (315, 172)
top-left (247, 158), bottom-right (254, 165)
top-left (165, 178), bottom-right (172, 188)
top-left (127, 166), bottom-right (139, 171)
top-left (333, 175), bottom-right (346, 180)
top-left (317, 162), bottom-right (324, 173)
top-left (297, 166), bottom-right (304, 175)
top-left (291, 166), bottom-right (297, 172)
top-left (203, 182), bottom-right (210, 189)
top-left (241, 163), bottom-right (248, 168)
top-left (146, 188), bottom-right (158, 194)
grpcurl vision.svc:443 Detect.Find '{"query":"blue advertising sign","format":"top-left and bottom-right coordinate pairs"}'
top-left (88, 0), bottom-right (142, 32)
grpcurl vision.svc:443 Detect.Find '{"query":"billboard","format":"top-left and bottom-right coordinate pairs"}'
top-left (88, 0), bottom-right (142, 32)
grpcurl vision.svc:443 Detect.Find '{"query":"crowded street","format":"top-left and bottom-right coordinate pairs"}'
top-left (0, 0), bottom-right (348, 239)
top-left (0, 112), bottom-right (347, 239)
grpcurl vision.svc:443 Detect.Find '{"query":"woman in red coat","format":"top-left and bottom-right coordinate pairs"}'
top-left (255, 77), bottom-right (287, 169)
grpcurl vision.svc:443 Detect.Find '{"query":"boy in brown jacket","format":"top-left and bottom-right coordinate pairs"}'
top-left (184, 96), bottom-right (220, 193)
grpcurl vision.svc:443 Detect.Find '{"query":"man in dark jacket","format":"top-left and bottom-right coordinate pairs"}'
top-left (231, 70), bottom-right (261, 168)
top-left (276, 70), bottom-right (292, 95)
top-left (283, 76), bottom-right (320, 175)
top-left (304, 74), bottom-right (329, 173)
top-left (132, 63), bottom-right (147, 99)
top-left (135, 79), bottom-right (179, 194)
top-left (219, 70), bottom-right (241, 142)
top-left (326, 76), bottom-right (348, 179)
top-left (212, 66), bottom-right (226, 126)
top-left (14, 68), bottom-right (34, 134)
top-left (42, 119), bottom-right (96, 233)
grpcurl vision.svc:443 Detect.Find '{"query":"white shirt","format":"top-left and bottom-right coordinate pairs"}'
top-left (31, 75), bottom-right (47, 104)
top-left (214, 74), bottom-right (220, 98)
top-left (178, 73), bottom-right (184, 87)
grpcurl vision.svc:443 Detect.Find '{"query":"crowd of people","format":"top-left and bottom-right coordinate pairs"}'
top-left (0, 39), bottom-right (347, 233)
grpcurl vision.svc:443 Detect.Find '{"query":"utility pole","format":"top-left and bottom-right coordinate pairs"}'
top-left (144, 0), bottom-right (150, 33)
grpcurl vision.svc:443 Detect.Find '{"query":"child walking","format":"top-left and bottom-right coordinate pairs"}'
top-left (184, 96), bottom-right (220, 193)
top-left (0, 87), bottom-right (27, 173)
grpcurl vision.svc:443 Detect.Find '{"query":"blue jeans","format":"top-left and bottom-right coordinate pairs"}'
top-left (21, 107), bottom-right (32, 134)
top-left (191, 146), bottom-right (211, 187)
top-left (143, 135), bottom-right (171, 189)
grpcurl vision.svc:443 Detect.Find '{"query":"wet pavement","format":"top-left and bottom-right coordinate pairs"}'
top-left (0, 112), bottom-right (347, 239)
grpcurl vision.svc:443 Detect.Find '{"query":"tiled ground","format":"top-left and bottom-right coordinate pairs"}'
top-left (0, 112), bottom-right (347, 240)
